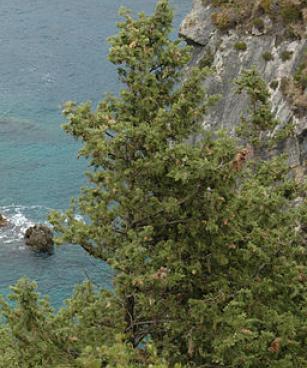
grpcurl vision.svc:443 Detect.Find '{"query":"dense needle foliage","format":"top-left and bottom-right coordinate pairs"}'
top-left (0, 1), bottom-right (306, 367)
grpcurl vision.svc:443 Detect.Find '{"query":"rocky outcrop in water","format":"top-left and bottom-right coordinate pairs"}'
top-left (180, 0), bottom-right (306, 181)
top-left (0, 214), bottom-right (8, 227)
top-left (24, 224), bottom-right (54, 254)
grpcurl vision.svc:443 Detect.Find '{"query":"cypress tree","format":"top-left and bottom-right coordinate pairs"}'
top-left (0, 1), bottom-right (305, 366)
top-left (49, 0), bottom-right (306, 364)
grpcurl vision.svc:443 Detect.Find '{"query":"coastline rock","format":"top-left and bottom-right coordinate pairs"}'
top-left (180, 0), bottom-right (306, 180)
top-left (24, 224), bottom-right (54, 254)
top-left (0, 214), bottom-right (8, 227)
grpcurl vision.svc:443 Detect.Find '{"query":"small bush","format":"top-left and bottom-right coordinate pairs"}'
top-left (281, 50), bottom-right (293, 61)
top-left (253, 17), bottom-right (265, 31)
top-left (211, 11), bottom-right (231, 30)
top-left (280, 1), bottom-right (303, 24)
top-left (262, 51), bottom-right (274, 62)
top-left (259, 0), bottom-right (272, 14)
top-left (206, 0), bottom-right (305, 39)
top-left (294, 55), bottom-right (307, 90)
top-left (280, 71), bottom-right (306, 112)
top-left (234, 41), bottom-right (247, 52)
top-left (199, 49), bottom-right (215, 68)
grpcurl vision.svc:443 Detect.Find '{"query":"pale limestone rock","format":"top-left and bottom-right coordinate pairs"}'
top-left (180, 1), bottom-right (306, 180)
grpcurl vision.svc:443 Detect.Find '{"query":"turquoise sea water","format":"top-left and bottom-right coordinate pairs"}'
top-left (0, 0), bottom-right (191, 305)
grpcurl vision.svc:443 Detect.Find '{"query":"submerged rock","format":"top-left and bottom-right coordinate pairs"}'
top-left (0, 214), bottom-right (8, 227)
top-left (24, 224), bottom-right (54, 254)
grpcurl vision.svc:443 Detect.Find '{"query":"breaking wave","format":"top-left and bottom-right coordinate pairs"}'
top-left (0, 205), bottom-right (85, 245)
top-left (0, 205), bottom-right (50, 244)
top-left (0, 204), bottom-right (112, 306)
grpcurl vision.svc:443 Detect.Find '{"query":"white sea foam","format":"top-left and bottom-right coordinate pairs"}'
top-left (0, 205), bottom-right (84, 245)
top-left (0, 205), bottom-right (49, 244)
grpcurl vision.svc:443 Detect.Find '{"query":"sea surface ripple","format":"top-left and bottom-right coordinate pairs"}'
top-left (0, 0), bottom-right (191, 305)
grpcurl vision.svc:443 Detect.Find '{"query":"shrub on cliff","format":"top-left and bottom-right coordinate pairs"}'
top-left (209, 0), bottom-right (305, 37)
top-left (0, 1), bottom-right (306, 367)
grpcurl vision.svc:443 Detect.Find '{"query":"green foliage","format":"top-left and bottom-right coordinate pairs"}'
top-left (199, 49), bottom-right (215, 68)
top-left (281, 50), bottom-right (294, 62)
top-left (262, 51), bottom-right (274, 62)
top-left (280, 55), bottom-right (307, 111)
top-left (294, 52), bottom-right (307, 89)
top-left (234, 41), bottom-right (247, 52)
top-left (0, 279), bottom-right (170, 367)
top-left (211, 11), bottom-right (232, 30)
top-left (0, 1), bottom-right (306, 367)
top-left (208, 0), bottom-right (305, 37)
top-left (253, 17), bottom-right (265, 31)
top-left (235, 68), bottom-right (298, 148)
top-left (259, 0), bottom-right (273, 14)
top-left (235, 68), bottom-right (279, 147)
top-left (280, 0), bottom-right (303, 24)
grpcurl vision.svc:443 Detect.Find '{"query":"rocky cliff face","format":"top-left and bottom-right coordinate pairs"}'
top-left (180, 0), bottom-right (306, 181)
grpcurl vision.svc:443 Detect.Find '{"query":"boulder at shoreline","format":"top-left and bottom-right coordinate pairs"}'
top-left (0, 214), bottom-right (8, 227)
top-left (24, 224), bottom-right (54, 254)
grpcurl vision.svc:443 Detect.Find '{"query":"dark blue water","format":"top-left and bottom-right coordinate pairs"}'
top-left (0, 0), bottom-right (191, 305)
